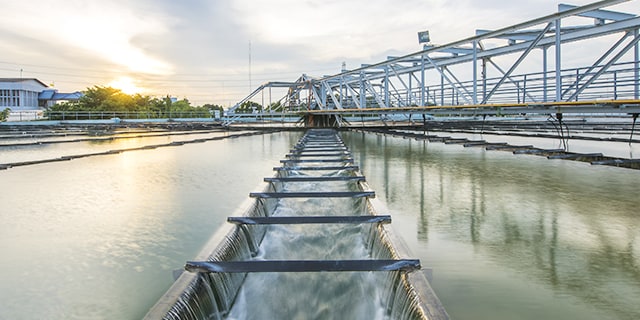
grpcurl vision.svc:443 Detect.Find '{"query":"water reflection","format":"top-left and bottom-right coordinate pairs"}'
top-left (0, 131), bottom-right (300, 319)
top-left (343, 132), bottom-right (640, 320)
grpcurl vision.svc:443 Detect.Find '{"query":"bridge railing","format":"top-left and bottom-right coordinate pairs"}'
top-left (43, 111), bottom-right (215, 121)
top-left (412, 61), bottom-right (639, 107)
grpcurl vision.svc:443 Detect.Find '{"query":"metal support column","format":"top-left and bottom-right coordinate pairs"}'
top-left (339, 76), bottom-right (344, 108)
top-left (408, 71), bottom-right (413, 106)
top-left (543, 46), bottom-right (548, 102)
top-left (420, 55), bottom-right (426, 106)
top-left (555, 19), bottom-right (562, 102)
top-left (633, 29), bottom-right (640, 99)
top-left (473, 40), bottom-right (478, 104)
top-left (384, 66), bottom-right (390, 107)
top-left (440, 73), bottom-right (444, 106)
top-left (359, 71), bottom-right (366, 108)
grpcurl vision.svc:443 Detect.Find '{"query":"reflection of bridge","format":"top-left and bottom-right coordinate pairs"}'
top-left (225, 0), bottom-right (640, 126)
top-left (344, 132), bottom-right (640, 320)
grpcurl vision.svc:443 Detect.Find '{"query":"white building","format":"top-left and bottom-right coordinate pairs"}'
top-left (0, 78), bottom-right (47, 111)
top-left (0, 78), bottom-right (82, 120)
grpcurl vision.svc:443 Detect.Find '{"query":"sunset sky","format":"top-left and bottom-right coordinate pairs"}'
top-left (0, 0), bottom-right (637, 106)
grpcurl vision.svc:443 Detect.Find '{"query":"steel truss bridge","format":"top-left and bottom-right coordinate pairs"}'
top-left (224, 0), bottom-right (640, 126)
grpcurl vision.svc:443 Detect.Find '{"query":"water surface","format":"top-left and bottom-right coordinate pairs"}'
top-left (0, 131), bottom-right (300, 319)
top-left (343, 131), bottom-right (640, 320)
top-left (1, 129), bottom-right (639, 319)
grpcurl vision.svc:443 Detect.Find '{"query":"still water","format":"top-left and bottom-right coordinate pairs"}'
top-left (343, 131), bottom-right (640, 320)
top-left (1, 129), bottom-right (639, 319)
top-left (0, 131), bottom-right (300, 319)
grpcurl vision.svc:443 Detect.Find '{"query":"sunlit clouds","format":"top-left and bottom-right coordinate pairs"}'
top-left (108, 77), bottom-right (146, 95)
top-left (0, 0), bottom-right (638, 105)
top-left (0, 1), bottom-right (173, 75)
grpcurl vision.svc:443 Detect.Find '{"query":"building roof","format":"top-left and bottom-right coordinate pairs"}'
top-left (51, 91), bottom-right (83, 100)
top-left (0, 78), bottom-right (49, 87)
top-left (38, 90), bottom-right (55, 100)
top-left (38, 89), bottom-right (83, 101)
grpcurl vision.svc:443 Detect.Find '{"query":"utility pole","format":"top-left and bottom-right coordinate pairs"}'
top-left (249, 41), bottom-right (252, 94)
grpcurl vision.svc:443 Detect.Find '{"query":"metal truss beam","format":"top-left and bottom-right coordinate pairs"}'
top-left (227, 0), bottom-right (639, 123)
top-left (482, 23), bottom-right (553, 103)
top-left (558, 4), bottom-right (636, 21)
top-left (322, 0), bottom-right (632, 81)
top-left (485, 58), bottom-right (538, 103)
top-left (568, 31), bottom-right (640, 100)
top-left (561, 31), bottom-right (633, 99)
top-left (424, 55), bottom-right (473, 104)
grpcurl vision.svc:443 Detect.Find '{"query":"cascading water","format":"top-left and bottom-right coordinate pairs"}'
top-left (145, 129), bottom-right (448, 320)
top-left (226, 173), bottom-right (385, 319)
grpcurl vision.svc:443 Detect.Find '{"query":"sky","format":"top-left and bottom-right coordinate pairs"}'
top-left (0, 0), bottom-right (637, 106)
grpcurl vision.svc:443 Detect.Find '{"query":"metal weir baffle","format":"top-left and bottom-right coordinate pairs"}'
top-left (185, 259), bottom-right (421, 273)
top-left (249, 191), bottom-right (375, 198)
top-left (226, 215), bottom-right (392, 225)
top-left (181, 128), bottom-right (433, 318)
top-left (185, 129), bottom-right (421, 272)
top-left (264, 176), bottom-right (366, 182)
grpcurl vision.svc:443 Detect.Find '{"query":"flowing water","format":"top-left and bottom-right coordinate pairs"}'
top-left (226, 188), bottom-right (386, 320)
top-left (156, 130), bottom-right (425, 320)
top-left (1, 129), bottom-right (639, 319)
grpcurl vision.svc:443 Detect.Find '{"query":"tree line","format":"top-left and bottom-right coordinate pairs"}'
top-left (49, 86), bottom-right (225, 118)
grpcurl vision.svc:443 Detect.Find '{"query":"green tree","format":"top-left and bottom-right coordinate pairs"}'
top-left (50, 86), bottom-right (135, 112)
top-left (79, 86), bottom-right (133, 112)
top-left (267, 101), bottom-right (283, 112)
top-left (236, 101), bottom-right (262, 113)
top-left (0, 108), bottom-right (10, 122)
top-left (202, 103), bottom-right (224, 117)
top-left (47, 86), bottom-right (220, 119)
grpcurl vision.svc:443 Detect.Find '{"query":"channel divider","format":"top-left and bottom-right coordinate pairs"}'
top-left (264, 176), bottom-right (366, 182)
top-left (280, 159), bottom-right (355, 163)
top-left (285, 152), bottom-right (352, 157)
top-left (249, 191), bottom-right (375, 198)
top-left (226, 215), bottom-right (392, 225)
top-left (185, 259), bottom-right (421, 273)
top-left (273, 165), bottom-right (359, 171)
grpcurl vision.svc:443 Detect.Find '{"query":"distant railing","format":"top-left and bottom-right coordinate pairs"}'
top-left (44, 111), bottom-right (215, 121)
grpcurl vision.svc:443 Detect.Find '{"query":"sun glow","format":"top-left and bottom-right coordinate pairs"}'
top-left (109, 77), bottom-right (145, 95)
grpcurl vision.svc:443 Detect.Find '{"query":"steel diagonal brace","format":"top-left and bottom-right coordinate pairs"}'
top-left (343, 81), bottom-right (361, 108)
top-left (388, 65), bottom-right (411, 107)
top-left (442, 66), bottom-right (475, 103)
top-left (562, 31), bottom-right (632, 98)
top-left (322, 80), bottom-right (343, 109)
top-left (484, 59), bottom-right (538, 103)
top-left (310, 85), bottom-right (325, 109)
top-left (482, 22), bottom-right (553, 104)
top-left (561, 31), bottom-right (633, 99)
top-left (424, 55), bottom-right (472, 105)
top-left (409, 72), bottom-right (435, 105)
top-left (361, 73), bottom-right (388, 108)
top-left (568, 32), bottom-right (640, 101)
top-left (386, 80), bottom-right (406, 107)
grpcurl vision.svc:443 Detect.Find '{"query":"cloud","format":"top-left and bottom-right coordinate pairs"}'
top-left (0, 0), bottom-right (638, 105)
top-left (1, 1), bottom-right (174, 73)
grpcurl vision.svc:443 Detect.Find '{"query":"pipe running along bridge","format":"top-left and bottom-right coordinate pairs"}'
top-left (223, 0), bottom-right (640, 127)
